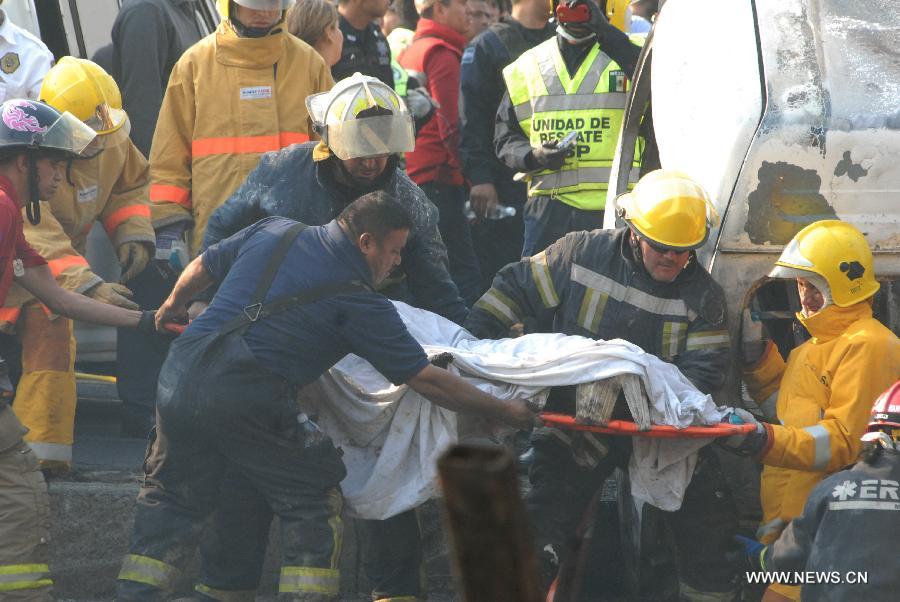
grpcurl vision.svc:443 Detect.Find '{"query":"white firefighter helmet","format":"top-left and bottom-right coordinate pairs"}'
top-left (306, 73), bottom-right (415, 161)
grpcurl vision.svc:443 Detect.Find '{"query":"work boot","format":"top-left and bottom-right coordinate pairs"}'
top-left (39, 458), bottom-right (71, 478)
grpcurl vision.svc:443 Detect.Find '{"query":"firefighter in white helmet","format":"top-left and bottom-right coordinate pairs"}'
top-left (195, 72), bottom-right (468, 602)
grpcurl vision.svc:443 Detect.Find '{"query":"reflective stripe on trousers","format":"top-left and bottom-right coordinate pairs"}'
top-left (278, 566), bottom-right (340, 596)
top-left (117, 554), bottom-right (180, 590)
top-left (0, 564), bottom-right (52, 592)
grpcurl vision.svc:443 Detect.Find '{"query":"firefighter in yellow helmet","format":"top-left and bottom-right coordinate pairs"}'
top-left (495, 0), bottom-right (645, 256)
top-left (724, 220), bottom-right (900, 601)
top-left (0, 57), bottom-right (152, 474)
top-left (466, 170), bottom-right (741, 600)
top-left (115, 0), bottom-right (334, 437)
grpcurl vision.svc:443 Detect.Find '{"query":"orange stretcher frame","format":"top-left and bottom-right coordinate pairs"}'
top-left (540, 412), bottom-right (756, 439)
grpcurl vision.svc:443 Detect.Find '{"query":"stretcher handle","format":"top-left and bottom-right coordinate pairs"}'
top-left (162, 322), bottom-right (187, 335)
top-left (539, 412), bottom-right (757, 439)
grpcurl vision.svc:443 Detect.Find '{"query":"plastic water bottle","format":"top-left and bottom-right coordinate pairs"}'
top-left (464, 200), bottom-right (517, 221)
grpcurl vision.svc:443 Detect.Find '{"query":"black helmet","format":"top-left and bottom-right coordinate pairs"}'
top-left (0, 99), bottom-right (96, 159)
top-left (0, 99), bottom-right (96, 224)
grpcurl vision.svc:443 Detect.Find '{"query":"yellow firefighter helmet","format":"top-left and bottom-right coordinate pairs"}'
top-left (616, 170), bottom-right (719, 251)
top-left (769, 220), bottom-right (880, 308)
top-left (39, 57), bottom-right (127, 135)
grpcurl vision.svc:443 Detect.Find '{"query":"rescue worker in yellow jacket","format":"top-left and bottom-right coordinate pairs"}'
top-left (149, 0), bottom-right (333, 257)
top-left (0, 57), bottom-right (153, 473)
top-left (116, 0), bottom-right (335, 436)
top-left (724, 220), bottom-right (900, 602)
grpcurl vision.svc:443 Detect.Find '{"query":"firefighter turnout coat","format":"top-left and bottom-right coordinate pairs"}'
top-left (745, 300), bottom-right (900, 599)
top-left (500, 37), bottom-right (642, 211)
top-left (1, 125), bottom-right (152, 326)
top-left (760, 448), bottom-right (900, 601)
top-left (464, 227), bottom-right (732, 394)
top-left (1, 125), bottom-right (152, 465)
top-left (149, 19), bottom-right (333, 255)
top-left (745, 302), bottom-right (899, 538)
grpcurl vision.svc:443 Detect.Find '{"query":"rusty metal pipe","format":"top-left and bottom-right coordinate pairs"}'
top-left (437, 444), bottom-right (543, 602)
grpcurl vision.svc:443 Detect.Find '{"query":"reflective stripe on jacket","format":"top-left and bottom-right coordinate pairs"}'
top-left (464, 227), bottom-right (732, 395)
top-left (1, 125), bottom-right (151, 331)
top-left (1, 207), bottom-right (97, 332)
top-left (502, 37), bottom-right (643, 210)
top-left (744, 302), bottom-right (900, 546)
top-left (149, 20), bottom-right (333, 255)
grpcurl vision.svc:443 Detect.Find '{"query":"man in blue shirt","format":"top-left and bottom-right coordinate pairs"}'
top-left (117, 193), bottom-right (538, 601)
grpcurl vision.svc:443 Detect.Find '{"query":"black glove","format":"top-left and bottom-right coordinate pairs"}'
top-left (530, 140), bottom-right (569, 171)
top-left (559, 0), bottom-right (613, 40)
top-left (585, 0), bottom-right (615, 36)
top-left (717, 408), bottom-right (769, 457)
top-left (137, 310), bottom-right (158, 335)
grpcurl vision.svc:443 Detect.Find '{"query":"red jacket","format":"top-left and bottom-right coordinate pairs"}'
top-left (399, 19), bottom-right (467, 187)
top-left (0, 176), bottom-right (46, 303)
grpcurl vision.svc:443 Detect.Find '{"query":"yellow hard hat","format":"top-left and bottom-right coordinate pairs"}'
top-left (769, 220), bottom-right (879, 308)
top-left (616, 170), bottom-right (719, 251)
top-left (39, 57), bottom-right (126, 135)
top-left (606, 0), bottom-right (632, 32)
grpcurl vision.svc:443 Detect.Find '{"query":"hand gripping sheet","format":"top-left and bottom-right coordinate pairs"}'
top-left (300, 301), bottom-right (728, 518)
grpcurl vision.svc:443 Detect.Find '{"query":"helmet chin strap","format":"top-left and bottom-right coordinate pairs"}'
top-left (556, 24), bottom-right (596, 44)
top-left (25, 155), bottom-right (41, 226)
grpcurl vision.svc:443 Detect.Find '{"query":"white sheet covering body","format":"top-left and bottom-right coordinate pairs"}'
top-left (300, 302), bottom-right (727, 519)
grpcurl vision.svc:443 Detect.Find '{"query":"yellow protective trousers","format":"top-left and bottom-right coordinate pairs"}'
top-left (0, 409), bottom-right (53, 601)
top-left (12, 302), bottom-right (77, 470)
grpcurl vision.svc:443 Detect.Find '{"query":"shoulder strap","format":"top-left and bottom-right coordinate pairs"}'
top-left (248, 222), bottom-right (308, 307)
top-left (217, 224), bottom-right (375, 336)
top-left (256, 280), bottom-right (372, 320)
top-left (218, 221), bottom-right (306, 336)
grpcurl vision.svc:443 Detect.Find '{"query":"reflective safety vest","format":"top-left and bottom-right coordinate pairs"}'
top-left (502, 37), bottom-right (643, 211)
top-left (388, 27), bottom-right (414, 98)
top-left (391, 58), bottom-right (409, 97)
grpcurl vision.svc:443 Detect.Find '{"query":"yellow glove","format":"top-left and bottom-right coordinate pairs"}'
top-left (117, 241), bottom-right (153, 283)
top-left (86, 282), bottom-right (139, 310)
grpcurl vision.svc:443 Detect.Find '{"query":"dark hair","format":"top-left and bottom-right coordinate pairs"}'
top-left (339, 191), bottom-right (414, 242)
top-left (420, 0), bottom-right (452, 20)
top-left (389, 0), bottom-right (420, 29)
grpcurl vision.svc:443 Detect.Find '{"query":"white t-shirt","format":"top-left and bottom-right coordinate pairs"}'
top-left (0, 9), bottom-right (53, 102)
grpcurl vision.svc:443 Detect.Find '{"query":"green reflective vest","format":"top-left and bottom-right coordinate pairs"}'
top-left (388, 28), bottom-right (415, 98)
top-left (502, 37), bottom-right (644, 211)
top-left (391, 58), bottom-right (409, 97)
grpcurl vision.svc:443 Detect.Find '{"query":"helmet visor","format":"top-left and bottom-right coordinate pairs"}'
top-left (326, 115), bottom-right (415, 160)
top-left (233, 0), bottom-right (293, 9)
top-left (40, 111), bottom-right (98, 156)
top-left (84, 104), bottom-right (128, 135)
